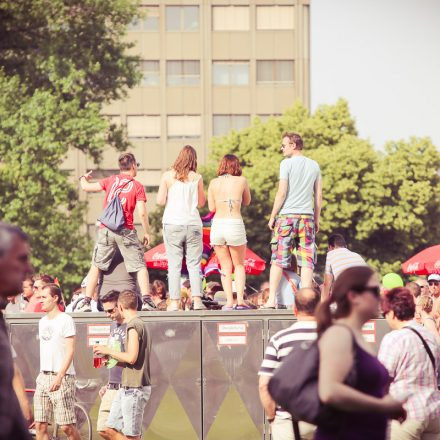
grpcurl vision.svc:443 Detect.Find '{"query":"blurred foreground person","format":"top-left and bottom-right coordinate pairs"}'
top-left (0, 222), bottom-right (33, 439)
top-left (259, 287), bottom-right (320, 440)
top-left (379, 288), bottom-right (440, 440)
top-left (315, 266), bottom-right (405, 440)
top-left (208, 154), bottom-right (251, 310)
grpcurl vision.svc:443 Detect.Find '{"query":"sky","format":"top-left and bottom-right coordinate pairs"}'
top-left (310, 0), bottom-right (440, 150)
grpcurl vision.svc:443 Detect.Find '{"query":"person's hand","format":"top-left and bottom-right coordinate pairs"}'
top-left (314, 218), bottom-right (320, 234)
top-left (268, 217), bottom-right (276, 230)
top-left (49, 374), bottom-right (63, 392)
top-left (143, 233), bottom-right (150, 247)
top-left (83, 170), bottom-right (93, 181)
top-left (382, 395), bottom-right (406, 422)
top-left (99, 385), bottom-right (108, 398)
top-left (94, 345), bottom-right (111, 356)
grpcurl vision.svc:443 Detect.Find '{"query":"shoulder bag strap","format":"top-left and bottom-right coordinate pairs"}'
top-left (282, 271), bottom-right (298, 294)
top-left (406, 327), bottom-right (436, 371)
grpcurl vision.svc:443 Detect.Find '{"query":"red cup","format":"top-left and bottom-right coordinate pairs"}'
top-left (93, 355), bottom-right (105, 368)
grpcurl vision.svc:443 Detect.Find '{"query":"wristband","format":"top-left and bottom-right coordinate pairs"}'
top-left (78, 175), bottom-right (85, 181)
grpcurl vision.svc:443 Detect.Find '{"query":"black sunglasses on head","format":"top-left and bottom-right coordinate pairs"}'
top-left (354, 286), bottom-right (381, 298)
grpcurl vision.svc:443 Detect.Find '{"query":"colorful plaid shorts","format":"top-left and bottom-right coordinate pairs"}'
top-left (34, 372), bottom-right (76, 426)
top-left (270, 214), bottom-right (315, 269)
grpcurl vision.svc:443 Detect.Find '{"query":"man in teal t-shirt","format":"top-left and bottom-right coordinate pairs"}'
top-left (263, 132), bottom-right (322, 309)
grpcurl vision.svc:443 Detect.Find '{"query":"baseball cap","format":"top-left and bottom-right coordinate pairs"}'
top-left (428, 274), bottom-right (440, 282)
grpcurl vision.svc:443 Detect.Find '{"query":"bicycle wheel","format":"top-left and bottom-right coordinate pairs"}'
top-left (74, 403), bottom-right (92, 440)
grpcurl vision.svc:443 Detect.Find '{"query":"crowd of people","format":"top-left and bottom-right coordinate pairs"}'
top-left (0, 129), bottom-right (439, 440)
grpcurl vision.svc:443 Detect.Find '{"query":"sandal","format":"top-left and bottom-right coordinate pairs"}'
top-left (235, 304), bottom-right (253, 310)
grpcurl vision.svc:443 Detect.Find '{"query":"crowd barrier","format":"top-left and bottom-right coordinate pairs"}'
top-left (5, 311), bottom-right (391, 440)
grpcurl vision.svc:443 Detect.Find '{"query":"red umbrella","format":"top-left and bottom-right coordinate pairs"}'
top-left (204, 247), bottom-right (266, 276)
top-left (401, 245), bottom-right (440, 275)
top-left (144, 243), bottom-right (168, 270)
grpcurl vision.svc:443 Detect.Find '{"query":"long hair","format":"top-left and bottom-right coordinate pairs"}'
top-left (217, 154), bottom-right (242, 176)
top-left (315, 266), bottom-right (375, 335)
top-left (173, 145), bottom-right (197, 181)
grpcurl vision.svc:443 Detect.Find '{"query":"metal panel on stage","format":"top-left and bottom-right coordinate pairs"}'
top-left (6, 311), bottom-right (391, 439)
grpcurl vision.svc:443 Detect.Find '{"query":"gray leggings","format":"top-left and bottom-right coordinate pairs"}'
top-left (163, 224), bottom-right (202, 300)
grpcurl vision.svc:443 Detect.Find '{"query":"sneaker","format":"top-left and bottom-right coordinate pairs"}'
top-left (74, 297), bottom-right (92, 312)
top-left (166, 301), bottom-right (179, 312)
top-left (193, 299), bottom-right (206, 310)
top-left (141, 295), bottom-right (157, 311)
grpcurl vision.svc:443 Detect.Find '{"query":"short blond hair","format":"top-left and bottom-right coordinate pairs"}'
top-left (118, 290), bottom-right (138, 310)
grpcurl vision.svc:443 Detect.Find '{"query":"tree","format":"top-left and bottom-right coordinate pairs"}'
top-left (200, 99), bottom-right (440, 281)
top-left (0, 0), bottom-right (141, 294)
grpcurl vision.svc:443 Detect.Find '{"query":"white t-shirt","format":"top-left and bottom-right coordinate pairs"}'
top-left (325, 247), bottom-right (367, 280)
top-left (39, 313), bottom-right (76, 375)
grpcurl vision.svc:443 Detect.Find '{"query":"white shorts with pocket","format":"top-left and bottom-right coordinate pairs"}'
top-left (210, 218), bottom-right (247, 247)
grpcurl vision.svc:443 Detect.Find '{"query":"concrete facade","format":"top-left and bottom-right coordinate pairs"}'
top-left (66, 0), bottom-right (310, 233)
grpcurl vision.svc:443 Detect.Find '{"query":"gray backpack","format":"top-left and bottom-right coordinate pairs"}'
top-left (98, 178), bottom-right (132, 232)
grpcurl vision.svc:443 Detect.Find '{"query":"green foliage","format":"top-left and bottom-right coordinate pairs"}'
top-left (0, 0), bottom-right (140, 295)
top-left (202, 99), bottom-right (440, 279)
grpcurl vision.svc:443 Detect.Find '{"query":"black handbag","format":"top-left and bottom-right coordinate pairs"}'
top-left (267, 326), bottom-right (356, 430)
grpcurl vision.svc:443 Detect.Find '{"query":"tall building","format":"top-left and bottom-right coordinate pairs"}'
top-left (67, 0), bottom-right (310, 234)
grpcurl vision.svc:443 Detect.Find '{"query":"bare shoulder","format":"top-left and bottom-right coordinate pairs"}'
top-left (319, 325), bottom-right (353, 350)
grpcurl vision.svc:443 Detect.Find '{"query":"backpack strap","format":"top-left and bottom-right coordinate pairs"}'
top-left (112, 178), bottom-right (133, 199)
top-left (406, 326), bottom-right (436, 371)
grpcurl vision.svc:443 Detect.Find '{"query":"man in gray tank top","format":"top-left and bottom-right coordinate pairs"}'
top-left (263, 133), bottom-right (322, 309)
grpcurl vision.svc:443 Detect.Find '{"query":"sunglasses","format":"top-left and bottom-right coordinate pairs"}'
top-left (354, 286), bottom-right (381, 298)
top-left (104, 307), bottom-right (117, 314)
top-left (429, 281), bottom-right (439, 286)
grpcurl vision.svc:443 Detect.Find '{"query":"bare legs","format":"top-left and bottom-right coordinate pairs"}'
top-left (215, 244), bottom-right (247, 307)
top-left (265, 262), bottom-right (284, 308)
top-left (136, 267), bottom-right (150, 296)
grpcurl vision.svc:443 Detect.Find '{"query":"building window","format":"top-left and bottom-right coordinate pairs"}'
top-left (212, 6), bottom-right (249, 31)
top-left (257, 114), bottom-right (282, 123)
top-left (166, 6), bottom-right (199, 31)
top-left (127, 115), bottom-right (161, 138)
top-left (166, 61), bottom-right (200, 86)
top-left (256, 6), bottom-right (294, 30)
top-left (256, 60), bottom-right (294, 83)
top-left (212, 61), bottom-right (249, 86)
top-left (140, 61), bottom-right (160, 86)
top-left (213, 115), bottom-right (250, 136)
top-left (167, 115), bottom-right (201, 138)
top-left (128, 6), bottom-right (160, 31)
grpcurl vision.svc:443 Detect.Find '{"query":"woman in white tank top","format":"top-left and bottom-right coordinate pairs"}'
top-left (157, 145), bottom-right (206, 311)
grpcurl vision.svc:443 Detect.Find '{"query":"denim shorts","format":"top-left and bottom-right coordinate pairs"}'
top-left (106, 386), bottom-right (151, 437)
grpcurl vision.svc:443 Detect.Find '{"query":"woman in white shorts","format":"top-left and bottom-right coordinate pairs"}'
top-left (208, 154), bottom-right (251, 310)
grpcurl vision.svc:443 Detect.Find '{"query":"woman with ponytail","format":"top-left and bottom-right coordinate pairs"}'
top-left (315, 266), bottom-right (406, 440)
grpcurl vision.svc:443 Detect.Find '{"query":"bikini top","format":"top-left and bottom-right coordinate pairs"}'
top-left (218, 174), bottom-right (241, 214)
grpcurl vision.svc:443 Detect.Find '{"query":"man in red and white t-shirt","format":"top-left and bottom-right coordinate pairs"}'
top-left (78, 153), bottom-right (154, 311)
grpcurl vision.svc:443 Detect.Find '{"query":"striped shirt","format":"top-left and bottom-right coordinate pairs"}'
top-left (325, 247), bottom-right (367, 280)
top-left (258, 320), bottom-right (317, 418)
top-left (378, 321), bottom-right (440, 421)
